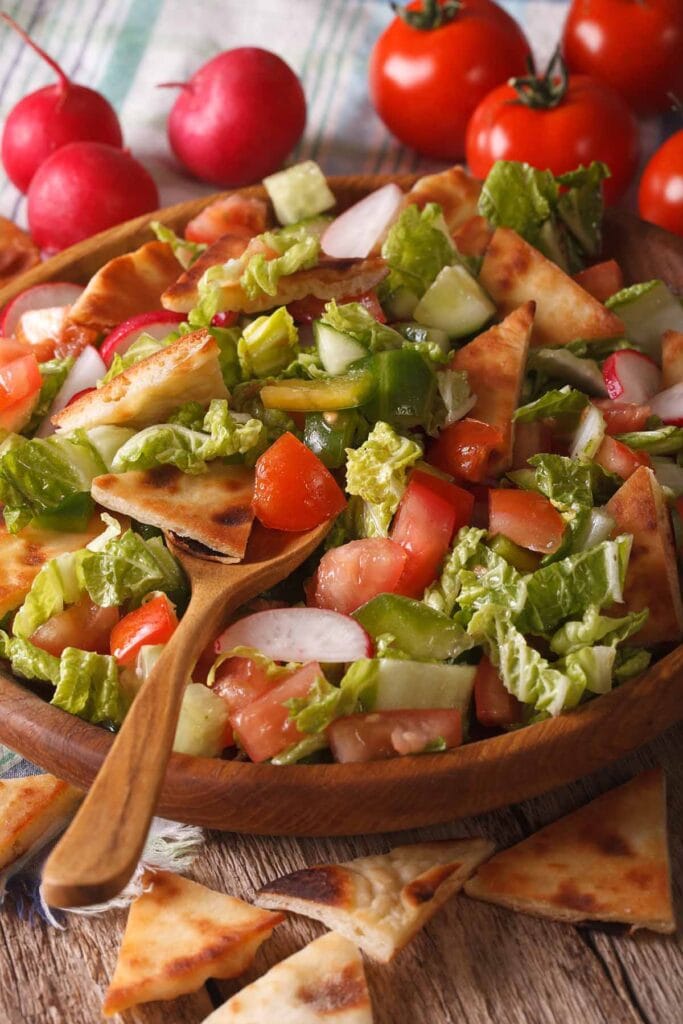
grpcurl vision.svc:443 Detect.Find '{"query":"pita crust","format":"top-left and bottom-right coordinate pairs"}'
top-left (479, 228), bottom-right (625, 348)
top-left (407, 166), bottom-right (481, 232)
top-left (103, 870), bottom-right (283, 1015)
top-left (606, 466), bottom-right (683, 645)
top-left (0, 774), bottom-right (81, 874)
top-left (255, 838), bottom-right (494, 962)
top-left (465, 768), bottom-right (675, 933)
top-left (69, 241), bottom-right (182, 329)
top-left (200, 932), bottom-right (373, 1024)
top-left (661, 330), bottom-right (683, 389)
top-left (0, 216), bottom-right (40, 285)
top-left (450, 302), bottom-right (534, 473)
top-left (452, 215), bottom-right (494, 260)
top-left (51, 329), bottom-right (228, 432)
top-left (92, 463), bottom-right (255, 560)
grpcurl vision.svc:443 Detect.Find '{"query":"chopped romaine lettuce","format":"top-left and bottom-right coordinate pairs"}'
top-left (380, 202), bottom-right (456, 301)
top-left (514, 385), bottom-right (588, 423)
top-left (431, 369), bottom-right (476, 432)
top-left (0, 630), bottom-right (60, 683)
top-left (615, 426), bottom-right (683, 455)
top-left (550, 605), bottom-right (648, 656)
top-left (320, 301), bottom-right (403, 352)
top-left (51, 647), bottom-right (125, 726)
top-left (100, 331), bottom-right (177, 385)
top-left (237, 307), bottom-right (299, 378)
top-left (240, 223), bottom-right (321, 301)
top-left (606, 280), bottom-right (683, 360)
top-left (27, 357), bottom-right (73, 434)
top-left (345, 421), bottom-right (422, 537)
top-left (168, 401), bottom-right (206, 430)
top-left (614, 647), bottom-right (651, 682)
top-left (423, 526), bottom-right (487, 615)
top-left (151, 220), bottom-right (206, 269)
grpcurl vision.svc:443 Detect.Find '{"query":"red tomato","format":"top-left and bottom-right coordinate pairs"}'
top-left (0, 389), bottom-right (39, 433)
top-left (474, 656), bottom-right (523, 728)
top-left (211, 310), bottom-right (239, 328)
top-left (489, 488), bottom-right (565, 554)
top-left (370, 0), bottom-right (530, 161)
top-left (230, 661), bottom-right (321, 762)
top-left (0, 338), bottom-right (31, 365)
top-left (184, 194), bottom-right (268, 244)
top-left (427, 418), bottom-right (503, 483)
top-left (109, 594), bottom-right (178, 666)
top-left (31, 596), bottom-right (119, 658)
top-left (562, 0), bottom-right (683, 115)
top-left (286, 290), bottom-right (386, 325)
top-left (572, 259), bottom-right (624, 303)
top-left (328, 709), bottom-right (462, 762)
top-left (307, 538), bottom-right (408, 615)
top-left (593, 435), bottom-right (651, 480)
top-left (511, 421), bottom-right (554, 470)
top-left (466, 59), bottom-right (638, 204)
top-left (210, 656), bottom-right (276, 715)
top-left (638, 131), bottom-right (683, 238)
top-left (391, 469), bottom-right (474, 597)
top-left (0, 352), bottom-right (41, 410)
top-left (592, 399), bottom-right (651, 435)
top-left (252, 432), bottom-right (346, 531)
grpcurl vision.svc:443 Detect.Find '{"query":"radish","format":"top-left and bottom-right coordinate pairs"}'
top-left (0, 13), bottom-right (122, 193)
top-left (602, 350), bottom-right (661, 405)
top-left (36, 345), bottom-right (106, 436)
top-left (215, 608), bottom-right (373, 664)
top-left (163, 48), bottom-right (306, 187)
top-left (99, 311), bottom-right (186, 367)
top-left (321, 184), bottom-right (404, 259)
top-left (1, 282), bottom-right (83, 337)
top-left (650, 383), bottom-right (683, 427)
top-left (27, 142), bottom-right (159, 254)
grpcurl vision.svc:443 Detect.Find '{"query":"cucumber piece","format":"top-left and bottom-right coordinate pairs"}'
top-left (394, 322), bottom-right (451, 356)
top-left (381, 285), bottom-right (419, 321)
top-left (372, 659), bottom-right (476, 712)
top-left (530, 348), bottom-right (607, 397)
top-left (414, 264), bottom-right (495, 339)
top-left (353, 594), bottom-right (472, 661)
top-left (489, 535), bottom-right (541, 573)
top-left (606, 281), bottom-right (683, 362)
top-left (261, 364), bottom-right (376, 412)
top-left (313, 321), bottom-right (367, 375)
top-left (263, 161), bottom-right (335, 226)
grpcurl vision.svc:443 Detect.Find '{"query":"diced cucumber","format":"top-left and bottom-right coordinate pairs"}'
top-left (413, 264), bottom-right (495, 339)
top-left (530, 348), bottom-right (607, 397)
top-left (260, 364), bottom-right (376, 411)
top-left (353, 594), bottom-right (473, 661)
top-left (570, 403), bottom-right (605, 460)
top-left (394, 322), bottom-right (451, 356)
top-left (372, 659), bottom-right (476, 712)
top-left (606, 280), bottom-right (683, 362)
top-left (313, 321), bottom-right (367, 375)
top-left (489, 535), bottom-right (541, 573)
top-left (381, 285), bottom-right (419, 321)
top-left (263, 161), bottom-right (336, 226)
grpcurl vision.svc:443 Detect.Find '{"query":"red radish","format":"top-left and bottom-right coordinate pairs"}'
top-left (27, 142), bottom-right (159, 254)
top-left (36, 345), bottom-right (106, 436)
top-left (650, 383), bottom-right (683, 427)
top-left (164, 48), bottom-right (306, 187)
top-left (0, 13), bottom-right (122, 193)
top-left (216, 608), bottom-right (372, 664)
top-left (66, 386), bottom-right (95, 407)
top-left (99, 311), bottom-right (185, 367)
top-left (321, 184), bottom-right (403, 259)
top-left (1, 281), bottom-right (83, 337)
top-left (602, 350), bottom-right (661, 405)
top-left (211, 311), bottom-right (239, 329)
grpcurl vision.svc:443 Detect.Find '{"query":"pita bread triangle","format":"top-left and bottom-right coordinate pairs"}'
top-left (606, 466), bottom-right (683, 645)
top-left (450, 301), bottom-right (534, 473)
top-left (255, 837), bottom-right (494, 963)
top-left (102, 870), bottom-right (284, 1016)
top-left (479, 227), bottom-right (625, 348)
top-left (200, 931), bottom-right (373, 1024)
top-left (407, 165), bottom-right (481, 232)
top-left (0, 774), bottom-right (81, 887)
top-left (465, 768), bottom-right (675, 933)
top-left (661, 329), bottom-right (683, 388)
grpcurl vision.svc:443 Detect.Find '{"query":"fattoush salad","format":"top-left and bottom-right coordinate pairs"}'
top-left (1, 158), bottom-right (683, 766)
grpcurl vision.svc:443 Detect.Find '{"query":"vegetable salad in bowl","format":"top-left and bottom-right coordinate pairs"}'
top-left (1, 158), bottom-right (682, 767)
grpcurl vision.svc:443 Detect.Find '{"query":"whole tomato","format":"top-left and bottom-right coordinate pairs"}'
top-left (369, 0), bottom-right (531, 161)
top-left (562, 0), bottom-right (683, 116)
top-left (465, 53), bottom-right (639, 204)
top-left (638, 130), bottom-right (683, 237)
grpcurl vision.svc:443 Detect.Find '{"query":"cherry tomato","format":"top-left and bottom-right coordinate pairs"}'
top-left (593, 435), bottom-right (651, 480)
top-left (474, 656), bottom-right (523, 728)
top-left (31, 596), bottom-right (119, 658)
top-left (110, 593), bottom-right (178, 666)
top-left (230, 661), bottom-right (321, 762)
top-left (489, 488), bottom-right (566, 554)
top-left (562, 0), bottom-right (683, 115)
top-left (573, 259), bottom-right (623, 302)
top-left (252, 432), bottom-right (346, 531)
top-left (328, 708), bottom-right (462, 762)
top-left (638, 131), bottom-right (683, 238)
top-left (427, 418), bottom-right (503, 483)
top-left (369, 0), bottom-right (531, 161)
top-left (306, 538), bottom-right (408, 615)
top-left (592, 399), bottom-right (651, 434)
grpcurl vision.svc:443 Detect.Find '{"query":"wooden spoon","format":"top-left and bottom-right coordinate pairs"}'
top-left (41, 520), bottom-right (330, 909)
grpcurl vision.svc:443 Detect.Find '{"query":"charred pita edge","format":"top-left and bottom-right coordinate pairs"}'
top-left (407, 166), bottom-right (482, 232)
top-left (661, 330), bottom-right (683, 389)
top-left (161, 233), bottom-right (257, 311)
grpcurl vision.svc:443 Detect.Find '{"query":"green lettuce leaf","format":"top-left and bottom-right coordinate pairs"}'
top-left (168, 401), bottom-right (206, 430)
top-left (525, 453), bottom-right (593, 557)
top-left (615, 426), bottom-right (683, 455)
top-left (0, 630), bottom-right (60, 682)
top-left (26, 357), bottom-right (73, 434)
top-left (237, 307), bottom-right (299, 378)
top-left (381, 202), bottom-right (456, 300)
top-left (51, 647), bottom-right (125, 726)
top-left (550, 605), bottom-right (648, 655)
top-left (423, 526), bottom-right (487, 615)
top-left (79, 531), bottom-right (187, 609)
top-left (514, 386), bottom-right (588, 423)
top-left (614, 647), bottom-right (651, 682)
top-left (428, 369), bottom-right (475, 435)
top-left (320, 301), bottom-right (403, 352)
top-left (100, 332), bottom-right (175, 385)
top-left (151, 220), bottom-right (206, 269)
top-left (240, 223), bottom-right (320, 301)
top-left (345, 422), bottom-right (422, 537)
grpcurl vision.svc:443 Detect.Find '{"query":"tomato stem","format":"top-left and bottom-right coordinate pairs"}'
top-left (509, 47), bottom-right (568, 110)
top-left (1, 12), bottom-right (70, 92)
top-left (391, 0), bottom-right (461, 30)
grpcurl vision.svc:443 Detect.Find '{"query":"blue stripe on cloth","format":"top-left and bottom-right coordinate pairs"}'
top-left (94, 0), bottom-right (164, 110)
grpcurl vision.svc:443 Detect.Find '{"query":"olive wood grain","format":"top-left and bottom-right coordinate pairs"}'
top-left (0, 175), bottom-right (681, 838)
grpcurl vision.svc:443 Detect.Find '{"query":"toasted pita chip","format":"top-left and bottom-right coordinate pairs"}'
top-left (68, 241), bottom-right (182, 329)
top-left (479, 228), bottom-right (625, 347)
top-left (451, 302), bottom-right (534, 473)
top-left (51, 329), bottom-right (227, 432)
top-left (255, 838), bottom-right (494, 963)
top-left (185, 194), bottom-right (270, 245)
top-left (661, 330), bottom-right (683, 388)
top-left (92, 463), bottom-right (255, 560)
top-left (465, 768), bottom-right (675, 933)
top-left (452, 215), bottom-right (494, 260)
top-left (407, 166), bottom-right (481, 233)
top-left (0, 217), bottom-right (40, 285)
top-left (200, 932), bottom-right (373, 1024)
top-left (103, 870), bottom-right (283, 1016)
top-left (606, 465), bottom-right (683, 644)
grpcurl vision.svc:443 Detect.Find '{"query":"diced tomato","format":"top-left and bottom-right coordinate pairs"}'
top-left (474, 656), bottom-right (523, 729)
top-left (109, 594), bottom-right (178, 667)
top-left (489, 488), bottom-right (565, 555)
top-left (210, 655), bottom-right (276, 716)
top-left (426, 418), bottom-right (503, 483)
top-left (511, 420), bottom-right (554, 469)
top-left (391, 469), bottom-right (474, 597)
top-left (184, 195), bottom-right (268, 245)
top-left (352, 290), bottom-right (387, 323)
top-left (230, 661), bottom-right (322, 762)
top-left (328, 709), bottom-right (462, 763)
top-left (31, 596), bottom-right (120, 658)
top-left (0, 338), bottom-right (31, 366)
top-left (594, 435), bottom-right (651, 480)
top-left (572, 259), bottom-right (623, 303)
top-left (287, 289), bottom-right (386, 325)
top-left (0, 389), bottom-right (39, 433)
top-left (252, 432), bottom-right (346, 531)
top-left (592, 399), bottom-right (651, 435)
top-left (0, 353), bottom-right (41, 411)
top-left (306, 538), bottom-right (408, 615)
top-left (211, 310), bottom-right (238, 328)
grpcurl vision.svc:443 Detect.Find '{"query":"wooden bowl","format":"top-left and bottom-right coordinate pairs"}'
top-left (0, 176), bottom-right (682, 836)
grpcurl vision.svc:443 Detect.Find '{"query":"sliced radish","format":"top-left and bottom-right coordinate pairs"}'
top-left (321, 184), bottom-right (404, 260)
top-left (650, 383), bottom-right (683, 427)
top-left (216, 607), bottom-right (373, 664)
top-left (99, 310), bottom-right (186, 367)
top-left (1, 282), bottom-right (83, 337)
top-left (36, 345), bottom-right (106, 436)
top-left (602, 350), bottom-right (661, 405)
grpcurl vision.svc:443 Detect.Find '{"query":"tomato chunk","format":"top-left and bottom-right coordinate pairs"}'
top-left (0, 389), bottom-right (39, 433)
top-left (572, 259), bottom-right (624, 303)
top-left (391, 469), bottom-right (474, 597)
top-left (328, 709), bottom-right (462, 763)
top-left (427, 418), bottom-right (503, 483)
top-left (31, 596), bottom-right (120, 658)
top-left (594, 435), bottom-right (651, 480)
top-left (110, 594), bottom-right (178, 666)
top-left (474, 656), bottom-right (523, 728)
top-left (230, 661), bottom-right (322, 762)
top-left (0, 353), bottom-right (41, 411)
top-left (306, 538), bottom-right (408, 615)
top-left (210, 655), bottom-right (276, 715)
top-left (252, 432), bottom-right (346, 531)
top-left (0, 338), bottom-right (32, 366)
top-left (489, 488), bottom-right (565, 554)
top-left (592, 399), bottom-right (651, 435)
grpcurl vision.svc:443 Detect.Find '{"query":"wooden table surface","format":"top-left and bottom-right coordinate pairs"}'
top-left (1, 721), bottom-right (681, 1024)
